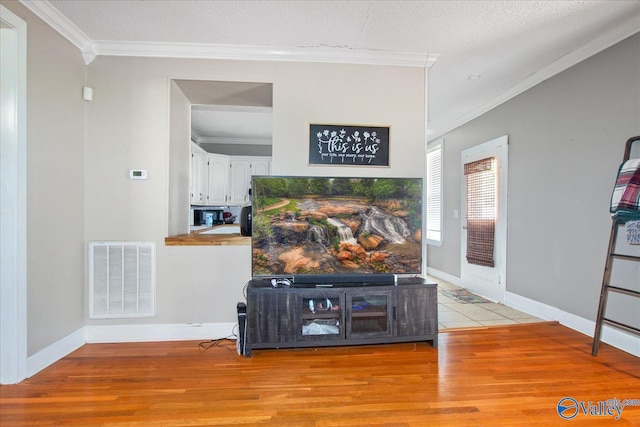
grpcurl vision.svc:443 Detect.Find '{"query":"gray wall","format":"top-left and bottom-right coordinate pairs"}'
top-left (428, 32), bottom-right (640, 324)
top-left (2, 0), bottom-right (87, 355)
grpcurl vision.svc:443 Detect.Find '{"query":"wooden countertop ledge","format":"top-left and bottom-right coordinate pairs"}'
top-left (164, 225), bottom-right (250, 246)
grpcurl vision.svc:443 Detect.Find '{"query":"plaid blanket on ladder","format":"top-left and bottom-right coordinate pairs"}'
top-left (611, 158), bottom-right (640, 212)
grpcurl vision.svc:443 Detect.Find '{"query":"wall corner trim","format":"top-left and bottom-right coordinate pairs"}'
top-left (27, 328), bottom-right (85, 379)
top-left (19, 0), bottom-right (95, 64)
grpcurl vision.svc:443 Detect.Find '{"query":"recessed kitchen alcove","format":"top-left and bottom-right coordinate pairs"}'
top-left (167, 80), bottom-right (273, 237)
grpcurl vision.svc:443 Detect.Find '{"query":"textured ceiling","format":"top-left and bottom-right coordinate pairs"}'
top-left (42, 0), bottom-right (640, 143)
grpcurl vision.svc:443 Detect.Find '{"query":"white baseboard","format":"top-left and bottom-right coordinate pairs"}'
top-left (504, 291), bottom-right (561, 322)
top-left (505, 291), bottom-right (639, 358)
top-left (84, 322), bottom-right (237, 343)
top-left (428, 267), bottom-right (639, 357)
top-left (426, 267), bottom-right (462, 287)
top-left (27, 327), bottom-right (85, 378)
top-left (26, 322), bottom-right (237, 379)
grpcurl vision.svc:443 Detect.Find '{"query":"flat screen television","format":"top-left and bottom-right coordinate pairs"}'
top-left (251, 176), bottom-right (423, 283)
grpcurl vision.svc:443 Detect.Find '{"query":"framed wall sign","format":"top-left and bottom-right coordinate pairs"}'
top-left (309, 124), bottom-right (390, 166)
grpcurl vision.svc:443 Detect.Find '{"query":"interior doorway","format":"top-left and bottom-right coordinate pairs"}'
top-left (460, 135), bottom-right (508, 303)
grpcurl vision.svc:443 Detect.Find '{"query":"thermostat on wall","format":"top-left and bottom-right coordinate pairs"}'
top-left (129, 169), bottom-right (148, 180)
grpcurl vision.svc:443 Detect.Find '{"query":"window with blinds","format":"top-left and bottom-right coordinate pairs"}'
top-left (464, 157), bottom-right (496, 267)
top-left (426, 139), bottom-right (443, 244)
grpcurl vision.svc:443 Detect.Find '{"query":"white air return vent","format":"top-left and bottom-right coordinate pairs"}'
top-left (88, 242), bottom-right (156, 319)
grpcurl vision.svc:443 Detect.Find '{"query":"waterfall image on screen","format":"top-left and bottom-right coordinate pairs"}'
top-left (251, 176), bottom-right (423, 278)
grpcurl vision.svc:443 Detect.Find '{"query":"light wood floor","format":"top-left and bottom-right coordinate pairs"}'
top-left (1, 323), bottom-right (638, 426)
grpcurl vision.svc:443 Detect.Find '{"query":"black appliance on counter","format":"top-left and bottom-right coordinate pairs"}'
top-left (240, 205), bottom-right (252, 236)
top-left (193, 209), bottom-right (224, 226)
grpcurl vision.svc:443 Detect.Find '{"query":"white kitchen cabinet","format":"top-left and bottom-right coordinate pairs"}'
top-left (190, 144), bottom-right (207, 204)
top-left (229, 157), bottom-right (271, 205)
top-left (206, 154), bottom-right (230, 204)
top-left (229, 159), bottom-right (251, 204)
top-left (251, 158), bottom-right (271, 177)
top-left (191, 143), bottom-right (271, 207)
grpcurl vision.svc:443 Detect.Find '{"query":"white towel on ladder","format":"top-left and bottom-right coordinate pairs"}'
top-left (626, 220), bottom-right (640, 245)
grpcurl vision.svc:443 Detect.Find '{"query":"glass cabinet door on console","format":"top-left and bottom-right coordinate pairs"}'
top-left (346, 291), bottom-right (393, 339)
top-left (298, 292), bottom-right (344, 342)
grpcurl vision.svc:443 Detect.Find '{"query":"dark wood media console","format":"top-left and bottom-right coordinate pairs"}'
top-left (244, 277), bottom-right (438, 357)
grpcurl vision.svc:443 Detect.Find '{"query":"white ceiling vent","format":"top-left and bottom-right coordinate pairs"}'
top-left (88, 242), bottom-right (156, 319)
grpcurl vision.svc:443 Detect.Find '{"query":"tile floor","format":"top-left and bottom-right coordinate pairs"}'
top-left (429, 275), bottom-right (546, 330)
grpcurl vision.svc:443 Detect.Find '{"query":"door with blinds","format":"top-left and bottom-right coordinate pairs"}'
top-left (460, 135), bottom-right (508, 303)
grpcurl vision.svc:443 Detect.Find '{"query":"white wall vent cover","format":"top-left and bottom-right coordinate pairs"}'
top-left (88, 242), bottom-right (156, 319)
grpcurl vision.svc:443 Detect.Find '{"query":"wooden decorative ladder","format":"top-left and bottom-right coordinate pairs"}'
top-left (592, 135), bottom-right (640, 355)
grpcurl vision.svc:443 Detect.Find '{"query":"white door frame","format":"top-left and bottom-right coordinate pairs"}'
top-left (460, 135), bottom-right (508, 303)
top-left (0, 5), bottom-right (28, 384)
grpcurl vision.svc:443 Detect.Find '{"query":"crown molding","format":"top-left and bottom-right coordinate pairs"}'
top-left (190, 129), bottom-right (203, 143)
top-left (19, 1), bottom-right (438, 68)
top-left (194, 135), bottom-right (272, 146)
top-left (93, 40), bottom-right (439, 68)
top-left (191, 105), bottom-right (273, 113)
top-left (20, 1), bottom-right (438, 67)
top-left (19, 0), bottom-right (96, 64)
top-left (428, 20), bottom-right (640, 141)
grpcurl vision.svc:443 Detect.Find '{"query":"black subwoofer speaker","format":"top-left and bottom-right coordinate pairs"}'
top-left (236, 302), bottom-right (247, 355)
